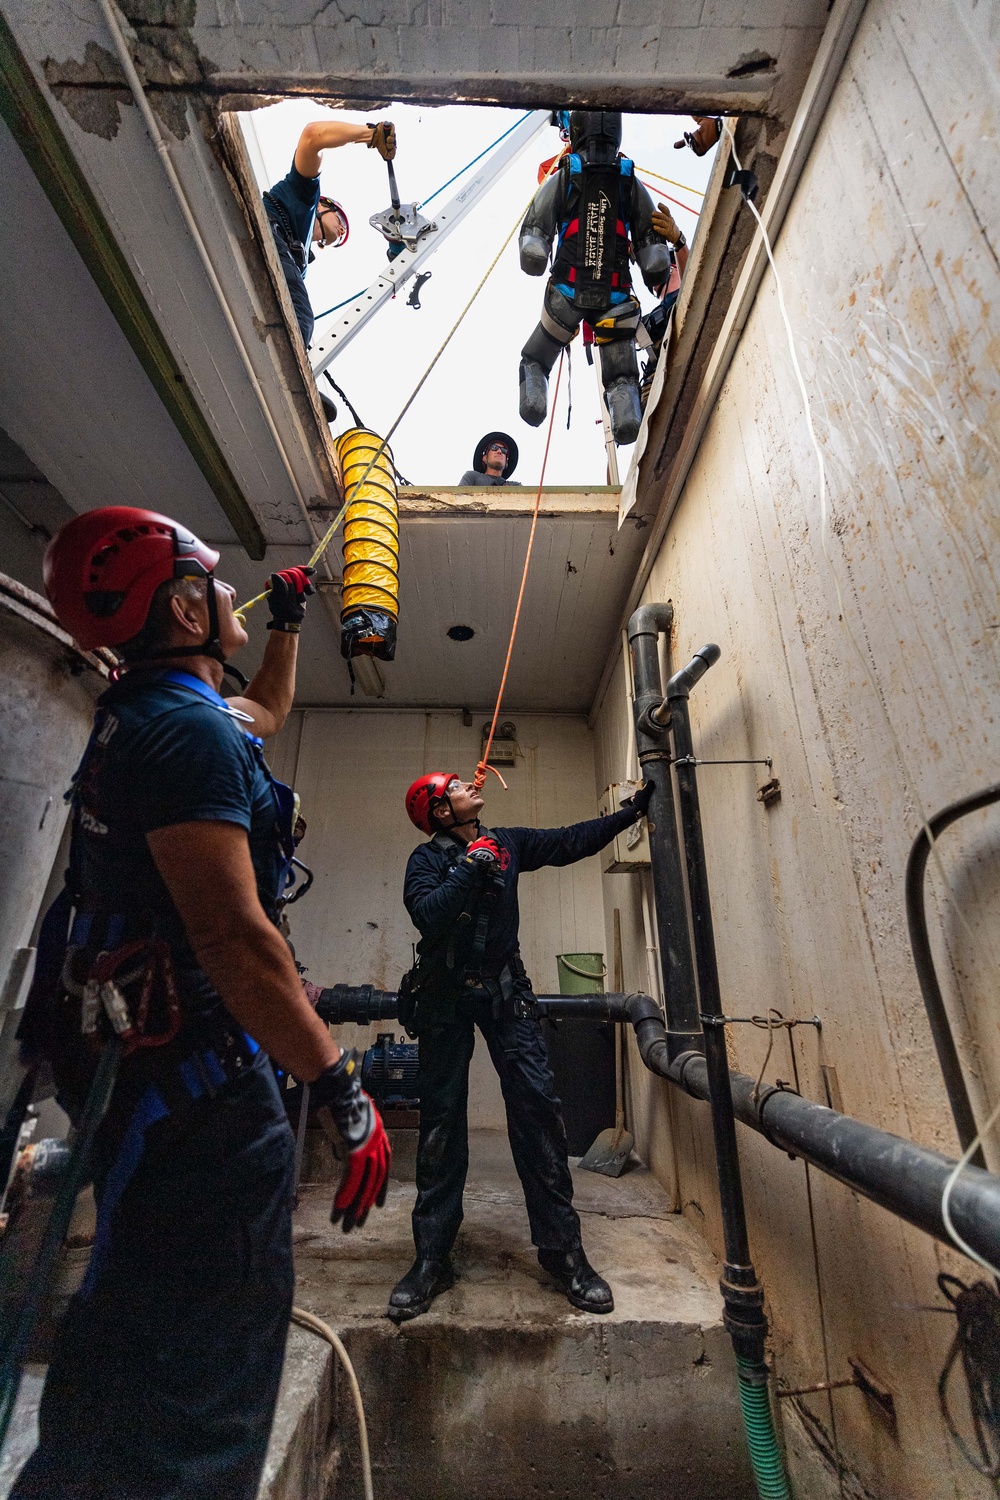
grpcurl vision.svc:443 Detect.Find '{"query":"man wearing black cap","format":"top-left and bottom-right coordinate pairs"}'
top-left (458, 432), bottom-right (520, 487)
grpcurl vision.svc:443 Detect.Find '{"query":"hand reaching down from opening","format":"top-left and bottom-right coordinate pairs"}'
top-left (313, 1050), bottom-right (391, 1232)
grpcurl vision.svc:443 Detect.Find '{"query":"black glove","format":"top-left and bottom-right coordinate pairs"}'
top-left (622, 780), bottom-right (654, 816)
top-left (312, 1050), bottom-right (391, 1233)
top-left (267, 566), bottom-right (316, 633)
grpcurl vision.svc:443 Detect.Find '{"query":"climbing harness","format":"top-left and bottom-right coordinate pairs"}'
top-left (550, 154), bottom-right (636, 308)
top-left (474, 352), bottom-right (565, 792)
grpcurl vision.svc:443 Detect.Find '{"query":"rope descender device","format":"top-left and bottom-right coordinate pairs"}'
top-left (370, 159), bottom-right (433, 255)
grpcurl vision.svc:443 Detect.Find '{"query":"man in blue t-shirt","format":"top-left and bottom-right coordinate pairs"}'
top-left (264, 117), bottom-right (396, 351)
top-left (14, 505), bottom-right (390, 1500)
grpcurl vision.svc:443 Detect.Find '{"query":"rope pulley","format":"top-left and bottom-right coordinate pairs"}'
top-left (335, 427), bottom-right (400, 664)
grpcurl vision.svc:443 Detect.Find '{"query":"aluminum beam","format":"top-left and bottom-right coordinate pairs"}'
top-left (309, 110), bottom-right (552, 374)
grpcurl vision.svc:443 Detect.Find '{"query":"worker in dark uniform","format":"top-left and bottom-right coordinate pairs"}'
top-left (264, 117), bottom-right (397, 351)
top-left (517, 110), bottom-right (670, 446)
top-left (388, 772), bottom-right (653, 1322)
top-left (14, 506), bottom-right (390, 1500)
top-left (458, 431), bottom-right (520, 487)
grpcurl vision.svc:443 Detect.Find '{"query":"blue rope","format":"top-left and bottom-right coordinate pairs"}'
top-left (420, 112), bottom-right (534, 207)
top-left (313, 288), bottom-right (368, 321)
top-left (312, 112), bottom-right (537, 325)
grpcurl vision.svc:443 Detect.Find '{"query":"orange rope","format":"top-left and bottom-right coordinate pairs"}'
top-left (474, 353), bottom-right (565, 792)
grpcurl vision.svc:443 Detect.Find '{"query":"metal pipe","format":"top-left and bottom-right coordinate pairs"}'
top-left (905, 785), bottom-right (1000, 1167)
top-left (666, 647), bottom-right (768, 1372)
top-left (313, 984), bottom-right (1000, 1268)
top-left (626, 603), bottom-right (701, 1055)
top-left (668, 1047), bottom-right (1000, 1268)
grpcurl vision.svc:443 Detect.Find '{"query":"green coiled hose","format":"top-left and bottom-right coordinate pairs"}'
top-left (737, 1360), bottom-right (791, 1499)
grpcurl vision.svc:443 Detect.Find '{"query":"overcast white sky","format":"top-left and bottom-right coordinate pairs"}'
top-left (239, 103), bottom-right (716, 489)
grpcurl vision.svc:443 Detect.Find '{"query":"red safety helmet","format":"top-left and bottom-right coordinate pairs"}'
top-left (44, 506), bottom-right (219, 650)
top-left (405, 772), bottom-right (460, 836)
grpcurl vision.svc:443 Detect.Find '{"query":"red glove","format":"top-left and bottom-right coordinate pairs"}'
top-left (465, 836), bottom-right (501, 874)
top-left (467, 837), bottom-right (500, 859)
top-left (332, 1105), bottom-right (391, 1233)
top-left (267, 565), bottom-right (316, 632)
top-left (312, 1050), bottom-right (391, 1232)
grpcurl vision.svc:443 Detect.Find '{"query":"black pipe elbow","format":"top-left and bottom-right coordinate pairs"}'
top-left (627, 601), bottom-right (673, 645)
top-left (621, 992), bottom-right (673, 1078)
top-left (666, 643), bottom-right (721, 700)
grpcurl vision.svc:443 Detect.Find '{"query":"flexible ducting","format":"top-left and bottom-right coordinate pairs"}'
top-left (334, 428), bottom-right (399, 662)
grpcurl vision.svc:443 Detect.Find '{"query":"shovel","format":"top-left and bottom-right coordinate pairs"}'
top-left (579, 910), bottom-right (634, 1177)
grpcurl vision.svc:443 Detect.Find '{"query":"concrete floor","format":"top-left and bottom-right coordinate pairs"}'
top-left (0, 1131), bottom-right (754, 1500)
top-left (262, 1129), bottom-right (755, 1500)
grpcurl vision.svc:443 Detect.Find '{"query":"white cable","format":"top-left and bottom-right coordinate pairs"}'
top-left (722, 122), bottom-right (1000, 1265)
top-left (97, 0), bottom-right (336, 579)
top-left (291, 1305), bottom-right (374, 1500)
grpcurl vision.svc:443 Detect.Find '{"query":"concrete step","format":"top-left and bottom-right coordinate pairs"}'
top-left (262, 1129), bottom-right (754, 1500)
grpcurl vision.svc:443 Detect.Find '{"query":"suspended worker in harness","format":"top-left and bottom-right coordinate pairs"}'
top-left (12, 507), bottom-right (390, 1500)
top-left (389, 772), bottom-right (653, 1322)
top-left (517, 110), bottom-right (671, 446)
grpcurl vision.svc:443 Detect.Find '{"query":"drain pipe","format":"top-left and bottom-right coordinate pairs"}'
top-left (627, 604), bottom-right (701, 1056)
top-left (316, 985), bottom-right (1000, 1264)
top-left (660, 647), bottom-right (789, 1498)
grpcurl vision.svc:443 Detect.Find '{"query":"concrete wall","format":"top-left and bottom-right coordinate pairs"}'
top-left (270, 709), bottom-right (607, 1130)
top-left (592, 2), bottom-right (1000, 1496)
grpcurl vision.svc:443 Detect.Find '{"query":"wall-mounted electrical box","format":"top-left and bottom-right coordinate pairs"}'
top-left (599, 782), bottom-right (651, 873)
top-left (482, 720), bottom-right (518, 767)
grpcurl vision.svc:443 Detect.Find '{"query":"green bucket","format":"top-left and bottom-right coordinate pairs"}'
top-left (556, 952), bottom-right (606, 995)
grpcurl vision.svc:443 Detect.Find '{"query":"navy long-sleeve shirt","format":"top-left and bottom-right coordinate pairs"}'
top-left (403, 805), bottom-right (639, 982)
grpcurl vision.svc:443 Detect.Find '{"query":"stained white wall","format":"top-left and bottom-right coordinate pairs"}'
top-left (592, 2), bottom-right (1000, 1496)
top-left (269, 709), bottom-right (606, 1129)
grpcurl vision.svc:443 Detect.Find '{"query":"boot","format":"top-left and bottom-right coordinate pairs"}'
top-left (519, 359), bottom-right (549, 427)
top-left (387, 1255), bottom-right (455, 1323)
top-left (538, 1246), bottom-right (614, 1313)
top-left (605, 377), bottom-right (642, 446)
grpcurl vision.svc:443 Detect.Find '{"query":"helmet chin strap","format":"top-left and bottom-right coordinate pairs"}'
top-left (434, 792), bottom-right (481, 838)
top-left (125, 575), bottom-right (250, 690)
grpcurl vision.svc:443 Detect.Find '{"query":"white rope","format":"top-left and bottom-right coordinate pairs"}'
top-left (291, 1305), bottom-right (374, 1500)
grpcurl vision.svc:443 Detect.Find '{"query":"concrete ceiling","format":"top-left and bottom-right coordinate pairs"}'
top-left (219, 489), bottom-right (647, 713)
top-left (21, 0), bottom-right (832, 132)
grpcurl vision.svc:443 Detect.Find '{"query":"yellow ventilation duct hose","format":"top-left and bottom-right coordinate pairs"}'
top-left (334, 427), bottom-right (399, 663)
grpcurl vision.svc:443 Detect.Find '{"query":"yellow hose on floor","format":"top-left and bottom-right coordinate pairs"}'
top-left (335, 428), bottom-right (399, 662)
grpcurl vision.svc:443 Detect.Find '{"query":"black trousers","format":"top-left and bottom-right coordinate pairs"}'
top-left (411, 995), bottom-right (581, 1260)
top-left (11, 1049), bottom-right (295, 1500)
